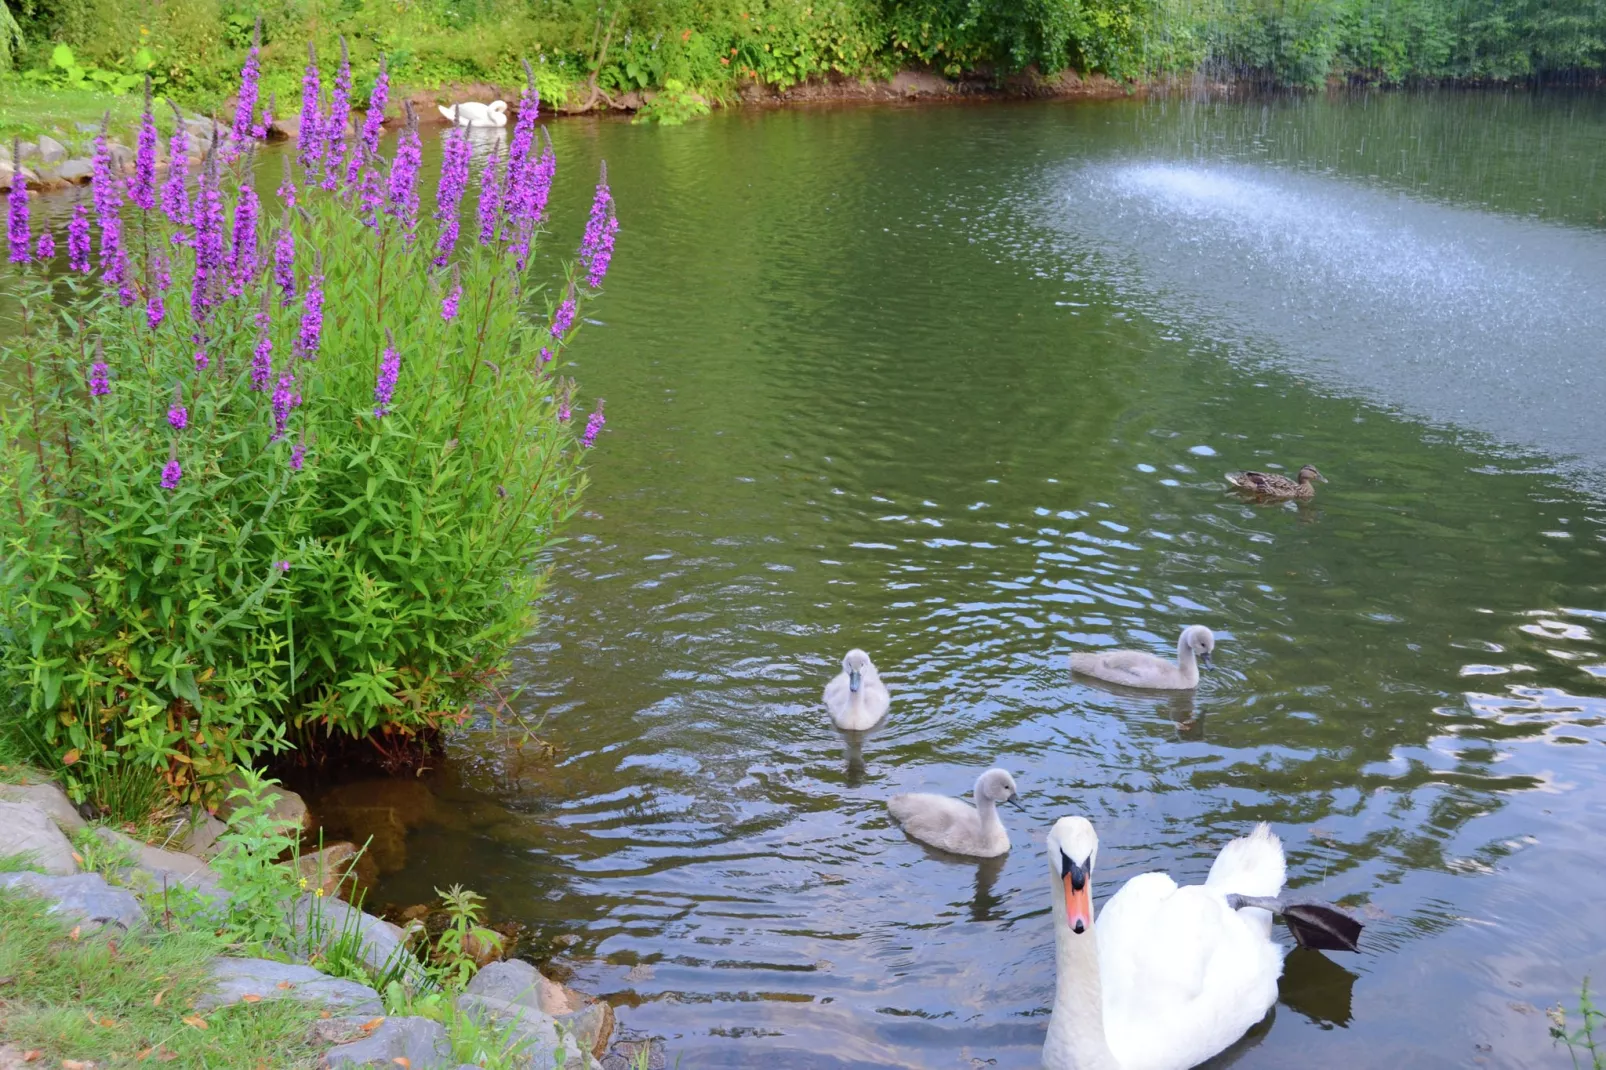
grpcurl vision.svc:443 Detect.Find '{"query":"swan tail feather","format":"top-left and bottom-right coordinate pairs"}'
top-left (437, 105), bottom-right (457, 122)
top-left (1206, 822), bottom-right (1285, 901)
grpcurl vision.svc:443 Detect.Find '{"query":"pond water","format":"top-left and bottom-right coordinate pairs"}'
top-left (300, 91), bottom-right (1606, 1067)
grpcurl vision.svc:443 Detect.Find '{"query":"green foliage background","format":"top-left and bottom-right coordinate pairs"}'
top-left (1, 0), bottom-right (1603, 104)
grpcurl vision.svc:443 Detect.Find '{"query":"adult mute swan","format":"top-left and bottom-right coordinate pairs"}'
top-left (438, 100), bottom-right (509, 127)
top-left (1069, 626), bottom-right (1215, 690)
top-left (1041, 817), bottom-right (1363, 1070)
top-left (888, 768), bottom-right (1022, 858)
top-left (823, 649), bottom-right (889, 731)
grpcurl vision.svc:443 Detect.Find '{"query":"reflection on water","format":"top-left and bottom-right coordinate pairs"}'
top-left (275, 92), bottom-right (1606, 1068)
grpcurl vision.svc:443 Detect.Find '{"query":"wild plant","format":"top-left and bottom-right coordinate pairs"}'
top-left (1554, 977), bottom-right (1606, 1070)
top-left (0, 54), bottom-right (618, 808)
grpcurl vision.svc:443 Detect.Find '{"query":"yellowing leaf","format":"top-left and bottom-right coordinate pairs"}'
top-left (68, 925), bottom-right (82, 941)
top-left (240, 994), bottom-right (262, 1003)
top-left (181, 1014), bottom-right (208, 1030)
top-left (62, 748), bottom-right (81, 766)
top-left (152, 987), bottom-right (169, 1007)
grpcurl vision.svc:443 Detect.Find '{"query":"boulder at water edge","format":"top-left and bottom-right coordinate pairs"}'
top-left (0, 800), bottom-right (78, 874)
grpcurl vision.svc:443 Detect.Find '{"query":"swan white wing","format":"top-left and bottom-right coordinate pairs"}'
top-left (823, 671), bottom-right (851, 709)
top-left (1071, 650), bottom-right (1179, 687)
top-left (1099, 877), bottom-right (1282, 1070)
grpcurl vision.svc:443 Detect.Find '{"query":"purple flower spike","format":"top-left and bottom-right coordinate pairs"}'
top-left (441, 280), bottom-right (462, 321)
top-left (34, 231), bottom-right (53, 261)
top-left (271, 368), bottom-right (300, 440)
top-left (231, 20), bottom-right (262, 145)
top-left (431, 127), bottom-right (471, 266)
top-left (581, 401), bottom-right (606, 448)
top-left (67, 205), bottom-right (91, 272)
top-left (373, 332), bottom-right (400, 419)
top-left (557, 399), bottom-right (571, 423)
top-left (162, 102), bottom-right (191, 236)
top-left (254, 93), bottom-right (276, 141)
top-left (153, 251), bottom-right (170, 293)
top-left (190, 142), bottom-right (226, 320)
top-left (356, 167), bottom-right (383, 228)
top-left (277, 154), bottom-right (297, 208)
top-left (226, 174), bottom-right (261, 297)
top-left (273, 220), bottom-right (296, 304)
top-left (578, 162), bottom-right (619, 289)
top-left (161, 455), bottom-right (183, 491)
top-left (291, 441), bottom-right (306, 470)
top-left (322, 38), bottom-right (352, 190)
top-left (146, 292), bottom-right (165, 330)
top-left (477, 146), bottom-right (501, 246)
top-left (348, 55), bottom-right (388, 187)
top-left (129, 79), bottom-right (158, 211)
top-left (297, 261), bottom-right (325, 359)
top-left (298, 43), bottom-right (323, 176)
top-left (385, 104), bottom-right (422, 238)
top-left (89, 359), bottom-right (110, 397)
top-left (91, 116), bottom-right (126, 279)
top-left (539, 347), bottom-right (553, 367)
top-left (501, 64), bottom-right (539, 221)
top-left (8, 139), bottom-right (31, 264)
top-left (250, 330), bottom-right (272, 391)
top-left (167, 390), bottom-right (188, 430)
top-left (194, 347), bottom-right (209, 371)
top-left (549, 292), bottom-right (576, 339)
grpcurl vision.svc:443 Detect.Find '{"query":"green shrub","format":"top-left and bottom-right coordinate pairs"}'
top-left (0, 61), bottom-right (615, 807)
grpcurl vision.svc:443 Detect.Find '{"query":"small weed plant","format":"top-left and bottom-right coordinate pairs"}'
top-left (1554, 977), bottom-right (1606, 1069)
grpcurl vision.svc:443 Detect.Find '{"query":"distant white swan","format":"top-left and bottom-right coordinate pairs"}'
top-left (1069, 625), bottom-right (1215, 690)
top-left (1042, 816), bottom-right (1285, 1070)
top-left (823, 649), bottom-right (889, 731)
top-left (888, 768), bottom-right (1021, 858)
top-left (438, 100), bottom-right (508, 127)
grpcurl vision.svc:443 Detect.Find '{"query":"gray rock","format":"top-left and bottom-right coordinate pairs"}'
top-left (290, 893), bottom-right (430, 988)
top-left (0, 782), bottom-right (86, 834)
top-left (176, 810), bottom-right (228, 859)
top-left (37, 135), bottom-right (67, 164)
top-left (454, 993), bottom-right (586, 1068)
top-left (196, 957), bottom-right (382, 1015)
top-left (463, 958), bottom-right (570, 1015)
top-left (604, 1038), bottom-right (665, 1070)
top-left (95, 826), bottom-right (214, 883)
top-left (323, 1015), bottom-right (451, 1069)
top-left (0, 871), bottom-right (145, 932)
top-left (14, 141), bottom-right (38, 160)
top-left (0, 801), bottom-right (78, 874)
top-left (105, 142), bottom-right (133, 172)
top-left (557, 1002), bottom-right (612, 1057)
top-left (219, 772), bottom-right (310, 832)
top-left (56, 158), bottom-right (94, 184)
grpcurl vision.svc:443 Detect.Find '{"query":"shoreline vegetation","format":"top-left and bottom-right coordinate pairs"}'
top-left (4, 0), bottom-right (1606, 152)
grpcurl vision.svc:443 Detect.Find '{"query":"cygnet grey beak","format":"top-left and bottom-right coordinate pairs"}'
top-left (1008, 793), bottom-right (1026, 812)
top-left (1199, 650), bottom-right (1214, 670)
top-left (848, 668), bottom-right (862, 693)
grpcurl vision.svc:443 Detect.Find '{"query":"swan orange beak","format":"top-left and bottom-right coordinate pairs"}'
top-left (1062, 861), bottom-right (1093, 934)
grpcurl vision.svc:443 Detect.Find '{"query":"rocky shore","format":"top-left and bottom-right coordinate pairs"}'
top-left (0, 776), bottom-right (638, 1069)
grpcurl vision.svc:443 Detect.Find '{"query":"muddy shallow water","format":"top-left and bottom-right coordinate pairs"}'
top-left (294, 90), bottom-right (1606, 1068)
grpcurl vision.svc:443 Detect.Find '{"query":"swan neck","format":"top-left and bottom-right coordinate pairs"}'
top-left (1175, 636), bottom-right (1199, 685)
top-left (973, 788), bottom-right (999, 829)
top-left (1048, 903), bottom-right (1119, 1069)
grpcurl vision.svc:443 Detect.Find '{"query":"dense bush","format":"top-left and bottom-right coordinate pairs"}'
top-left (0, 60), bottom-right (614, 806)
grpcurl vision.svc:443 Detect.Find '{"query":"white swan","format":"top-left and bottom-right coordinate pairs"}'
top-left (888, 768), bottom-right (1021, 858)
top-left (1042, 816), bottom-right (1285, 1070)
top-left (1069, 625), bottom-right (1215, 690)
top-left (437, 100), bottom-right (508, 127)
top-left (823, 649), bottom-right (889, 731)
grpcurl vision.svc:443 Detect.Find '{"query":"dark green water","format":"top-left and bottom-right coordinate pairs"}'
top-left (289, 91), bottom-right (1606, 1068)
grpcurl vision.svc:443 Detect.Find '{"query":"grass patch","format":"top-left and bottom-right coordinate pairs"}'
top-left (0, 887), bottom-right (326, 1068)
top-left (0, 78), bottom-right (148, 155)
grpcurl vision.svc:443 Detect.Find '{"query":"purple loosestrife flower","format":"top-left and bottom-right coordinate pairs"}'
top-left (290, 440), bottom-right (306, 470)
top-left (67, 205), bottom-right (91, 272)
top-left (275, 560), bottom-right (290, 572)
top-left (254, 93), bottom-right (275, 141)
top-left (167, 386), bottom-right (187, 430)
top-left (271, 369), bottom-right (300, 440)
top-left (549, 291), bottom-right (576, 339)
top-left (162, 103), bottom-right (191, 237)
top-left (500, 66), bottom-right (539, 221)
top-left (441, 284), bottom-right (461, 321)
top-left (297, 44), bottom-right (323, 176)
top-left (578, 162), bottom-right (619, 289)
top-left (373, 332), bottom-right (400, 418)
top-left (556, 399), bottom-right (571, 422)
top-left (146, 292), bottom-right (165, 330)
top-left (273, 219), bottom-right (296, 304)
top-left (194, 347), bottom-right (209, 371)
top-left (231, 20), bottom-right (262, 145)
top-left (250, 329), bottom-right (273, 391)
top-left (190, 143), bottom-right (226, 320)
top-left (277, 153), bottom-right (297, 207)
top-left (385, 104), bottom-right (422, 238)
top-left (431, 127), bottom-right (471, 266)
top-left (129, 79), bottom-right (158, 211)
top-left (322, 38), bottom-right (351, 190)
top-left (89, 359), bottom-right (110, 397)
top-left (161, 452), bottom-right (183, 491)
top-left (348, 55), bottom-right (388, 187)
top-left (477, 146), bottom-right (501, 245)
top-left (153, 250), bottom-right (170, 292)
top-left (117, 270), bottom-right (135, 308)
top-left (91, 117), bottom-right (125, 279)
top-left (34, 231), bottom-right (53, 261)
top-left (356, 167), bottom-right (383, 228)
top-left (508, 135), bottom-right (555, 272)
top-left (297, 259), bottom-right (325, 359)
top-left (539, 347), bottom-right (553, 368)
top-left (7, 139), bottom-right (30, 264)
top-left (227, 178), bottom-right (261, 296)
top-left (581, 401), bottom-right (606, 448)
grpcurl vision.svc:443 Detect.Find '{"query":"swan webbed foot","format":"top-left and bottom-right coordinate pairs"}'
top-left (1225, 894), bottom-right (1364, 952)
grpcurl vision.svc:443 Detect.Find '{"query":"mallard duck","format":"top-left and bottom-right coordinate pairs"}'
top-left (1226, 464), bottom-right (1327, 501)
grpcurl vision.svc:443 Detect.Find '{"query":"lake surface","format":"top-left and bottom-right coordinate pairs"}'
top-left (292, 91), bottom-right (1606, 1068)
